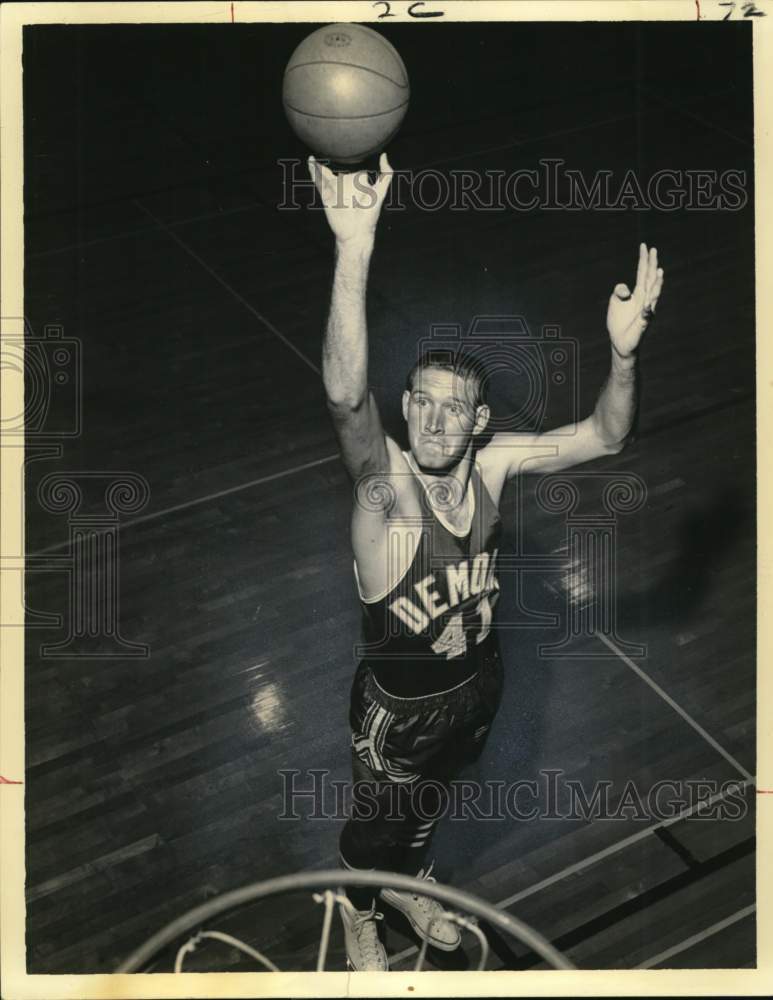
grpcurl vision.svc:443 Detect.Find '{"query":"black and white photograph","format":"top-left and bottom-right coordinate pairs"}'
top-left (1, 0), bottom-right (770, 994)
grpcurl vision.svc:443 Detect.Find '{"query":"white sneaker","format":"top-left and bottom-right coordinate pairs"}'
top-left (380, 864), bottom-right (461, 952)
top-left (339, 897), bottom-right (389, 971)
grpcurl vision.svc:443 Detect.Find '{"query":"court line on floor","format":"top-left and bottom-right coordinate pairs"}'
top-left (418, 110), bottom-right (639, 170)
top-left (27, 385), bottom-right (752, 560)
top-left (636, 903), bottom-right (756, 969)
top-left (598, 631), bottom-right (753, 783)
top-left (498, 780), bottom-right (753, 909)
top-left (29, 107), bottom-right (643, 261)
top-left (132, 198), bottom-right (321, 376)
top-left (389, 778), bottom-right (754, 968)
top-left (26, 198), bottom-right (267, 260)
top-left (30, 453), bottom-right (340, 556)
top-left (641, 85), bottom-right (752, 148)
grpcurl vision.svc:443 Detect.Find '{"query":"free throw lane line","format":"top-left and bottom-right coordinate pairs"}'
top-left (597, 631), bottom-right (753, 783)
top-left (637, 904), bottom-right (756, 969)
top-left (133, 198), bottom-right (320, 375)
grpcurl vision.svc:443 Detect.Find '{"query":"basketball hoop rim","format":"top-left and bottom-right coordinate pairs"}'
top-left (116, 868), bottom-right (575, 972)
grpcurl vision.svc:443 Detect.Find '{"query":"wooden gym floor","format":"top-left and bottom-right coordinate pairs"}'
top-left (21, 20), bottom-right (756, 972)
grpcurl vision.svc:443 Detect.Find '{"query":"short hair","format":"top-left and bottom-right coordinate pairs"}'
top-left (405, 349), bottom-right (488, 410)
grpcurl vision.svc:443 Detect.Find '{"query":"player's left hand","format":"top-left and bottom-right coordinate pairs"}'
top-left (606, 243), bottom-right (664, 358)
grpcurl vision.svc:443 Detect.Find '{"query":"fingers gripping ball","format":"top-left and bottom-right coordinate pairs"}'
top-left (283, 23), bottom-right (410, 164)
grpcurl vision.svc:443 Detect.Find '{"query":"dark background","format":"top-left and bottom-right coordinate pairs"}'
top-left (22, 19), bottom-right (755, 973)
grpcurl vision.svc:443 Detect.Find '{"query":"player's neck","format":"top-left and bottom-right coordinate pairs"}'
top-left (406, 449), bottom-right (474, 532)
top-left (407, 447), bottom-right (474, 491)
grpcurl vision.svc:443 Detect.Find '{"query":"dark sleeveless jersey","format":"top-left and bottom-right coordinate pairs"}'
top-left (357, 452), bottom-right (502, 698)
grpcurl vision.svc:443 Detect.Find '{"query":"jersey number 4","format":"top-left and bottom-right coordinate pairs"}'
top-left (431, 595), bottom-right (493, 659)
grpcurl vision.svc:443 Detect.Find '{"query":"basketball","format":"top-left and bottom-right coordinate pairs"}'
top-left (282, 23), bottom-right (409, 164)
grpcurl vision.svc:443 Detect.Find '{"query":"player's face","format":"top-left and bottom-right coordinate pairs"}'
top-left (402, 367), bottom-right (487, 471)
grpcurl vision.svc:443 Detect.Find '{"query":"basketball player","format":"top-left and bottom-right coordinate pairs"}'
top-left (309, 153), bottom-right (664, 971)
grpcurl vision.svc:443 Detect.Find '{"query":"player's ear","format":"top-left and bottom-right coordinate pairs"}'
top-left (402, 390), bottom-right (410, 422)
top-left (472, 404), bottom-right (490, 436)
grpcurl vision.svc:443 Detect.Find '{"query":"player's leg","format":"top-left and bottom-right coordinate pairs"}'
top-left (338, 759), bottom-right (396, 969)
top-left (340, 660), bottom-right (464, 963)
top-left (340, 661), bottom-right (411, 898)
top-left (339, 750), bottom-right (406, 908)
top-left (378, 774), bottom-right (462, 951)
top-left (337, 662), bottom-right (409, 970)
top-left (379, 648), bottom-right (505, 949)
top-left (389, 645), bottom-right (504, 872)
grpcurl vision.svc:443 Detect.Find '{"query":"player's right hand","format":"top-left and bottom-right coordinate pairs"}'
top-left (308, 153), bottom-right (393, 245)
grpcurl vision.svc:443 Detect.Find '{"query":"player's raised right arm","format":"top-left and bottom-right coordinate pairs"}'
top-left (310, 154), bottom-right (393, 480)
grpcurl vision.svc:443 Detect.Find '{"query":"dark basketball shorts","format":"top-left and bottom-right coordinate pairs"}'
top-left (349, 646), bottom-right (505, 788)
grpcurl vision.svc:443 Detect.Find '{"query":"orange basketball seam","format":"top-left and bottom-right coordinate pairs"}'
top-left (288, 21), bottom-right (409, 87)
top-left (282, 100), bottom-right (409, 121)
top-left (283, 61), bottom-right (410, 90)
top-left (334, 22), bottom-right (408, 87)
